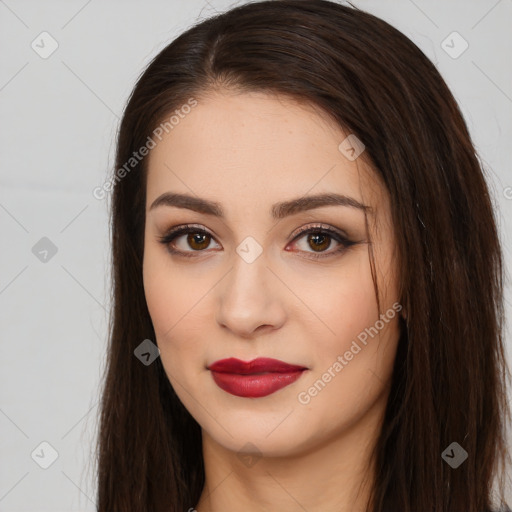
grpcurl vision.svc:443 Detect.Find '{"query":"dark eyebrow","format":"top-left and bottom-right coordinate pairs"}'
top-left (149, 192), bottom-right (371, 218)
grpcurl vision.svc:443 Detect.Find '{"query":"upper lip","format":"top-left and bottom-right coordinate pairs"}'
top-left (208, 357), bottom-right (307, 374)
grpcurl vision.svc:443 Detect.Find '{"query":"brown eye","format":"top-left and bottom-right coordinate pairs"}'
top-left (158, 225), bottom-right (221, 257)
top-left (288, 225), bottom-right (356, 260)
top-left (186, 232), bottom-right (211, 250)
top-left (158, 223), bottom-right (356, 260)
top-left (306, 232), bottom-right (332, 252)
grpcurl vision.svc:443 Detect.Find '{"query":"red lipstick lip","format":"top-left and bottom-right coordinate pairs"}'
top-left (207, 357), bottom-right (307, 374)
top-left (207, 358), bottom-right (308, 398)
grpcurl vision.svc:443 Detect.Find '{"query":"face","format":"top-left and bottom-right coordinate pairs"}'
top-left (142, 90), bottom-right (401, 457)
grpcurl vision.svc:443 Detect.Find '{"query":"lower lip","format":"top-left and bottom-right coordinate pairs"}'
top-left (210, 370), bottom-right (306, 398)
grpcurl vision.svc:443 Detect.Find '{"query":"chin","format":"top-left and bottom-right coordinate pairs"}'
top-left (204, 417), bottom-right (318, 458)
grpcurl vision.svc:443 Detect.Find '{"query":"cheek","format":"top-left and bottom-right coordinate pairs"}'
top-left (298, 311), bottom-right (399, 434)
top-left (143, 251), bottom-right (176, 337)
top-left (142, 246), bottom-right (212, 377)
top-left (143, 239), bottom-right (197, 334)
top-left (296, 249), bottom-right (399, 406)
top-left (305, 252), bottom-right (380, 350)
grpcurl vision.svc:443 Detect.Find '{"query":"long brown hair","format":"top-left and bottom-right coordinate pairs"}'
top-left (94, 1), bottom-right (511, 510)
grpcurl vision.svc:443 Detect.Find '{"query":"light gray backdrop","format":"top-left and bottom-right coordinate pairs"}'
top-left (1, 0), bottom-right (511, 510)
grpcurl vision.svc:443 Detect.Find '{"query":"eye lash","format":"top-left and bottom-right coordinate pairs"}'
top-left (157, 223), bottom-right (212, 258)
top-left (157, 223), bottom-right (356, 259)
top-left (158, 223), bottom-right (209, 243)
top-left (288, 223), bottom-right (356, 260)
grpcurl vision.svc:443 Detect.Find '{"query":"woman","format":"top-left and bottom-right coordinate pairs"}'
top-left (95, 1), bottom-right (511, 510)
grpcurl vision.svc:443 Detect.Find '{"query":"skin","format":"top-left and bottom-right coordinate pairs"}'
top-left (142, 89), bottom-right (402, 512)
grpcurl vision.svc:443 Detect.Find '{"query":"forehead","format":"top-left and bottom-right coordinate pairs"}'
top-left (145, 90), bottom-right (385, 217)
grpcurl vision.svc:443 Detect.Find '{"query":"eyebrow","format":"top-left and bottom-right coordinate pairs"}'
top-left (149, 191), bottom-right (371, 218)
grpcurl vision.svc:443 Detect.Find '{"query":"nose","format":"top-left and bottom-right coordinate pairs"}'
top-left (215, 253), bottom-right (287, 339)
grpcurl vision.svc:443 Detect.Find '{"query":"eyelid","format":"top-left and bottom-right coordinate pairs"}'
top-left (162, 223), bottom-right (214, 237)
top-left (160, 222), bottom-right (349, 242)
top-left (285, 223), bottom-right (354, 260)
top-left (288, 222), bottom-right (350, 241)
top-left (157, 223), bottom-right (220, 251)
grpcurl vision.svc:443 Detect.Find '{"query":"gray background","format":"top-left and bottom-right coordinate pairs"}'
top-left (0, 0), bottom-right (511, 510)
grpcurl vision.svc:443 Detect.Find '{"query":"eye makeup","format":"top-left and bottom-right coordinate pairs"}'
top-left (157, 222), bottom-right (359, 261)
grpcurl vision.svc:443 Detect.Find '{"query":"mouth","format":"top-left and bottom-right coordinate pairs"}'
top-left (207, 357), bottom-right (308, 398)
